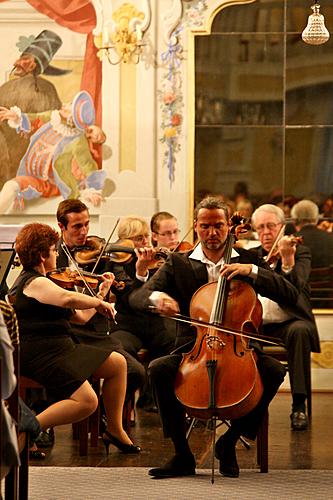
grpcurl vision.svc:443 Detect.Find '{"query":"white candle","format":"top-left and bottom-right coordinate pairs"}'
top-left (103, 26), bottom-right (109, 46)
top-left (136, 25), bottom-right (142, 42)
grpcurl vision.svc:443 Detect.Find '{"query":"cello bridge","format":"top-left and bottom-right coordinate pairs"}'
top-left (206, 335), bottom-right (225, 350)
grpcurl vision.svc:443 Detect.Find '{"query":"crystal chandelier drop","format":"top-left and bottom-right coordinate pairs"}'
top-left (302, 1), bottom-right (330, 45)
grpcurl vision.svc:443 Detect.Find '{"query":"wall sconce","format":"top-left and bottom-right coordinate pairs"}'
top-left (93, 2), bottom-right (151, 65)
top-left (302, 1), bottom-right (330, 45)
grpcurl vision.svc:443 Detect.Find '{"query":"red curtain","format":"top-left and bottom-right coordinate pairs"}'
top-left (25, 0), bottom-right (103, 163)
top-left (26, 0), bottom-right (102, 123)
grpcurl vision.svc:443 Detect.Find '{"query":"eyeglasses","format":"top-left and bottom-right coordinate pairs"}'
top-left (255, 222), bottom-right (281, 233)
top-left (157, 229), bottom-right (180, 238)
top-left (129, 234), bottom-right (149, 243)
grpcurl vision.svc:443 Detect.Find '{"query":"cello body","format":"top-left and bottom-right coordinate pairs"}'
top-left (174, 279), bottom-right (264, 420)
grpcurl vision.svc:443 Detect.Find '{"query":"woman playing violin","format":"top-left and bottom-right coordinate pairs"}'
top-left (128, 196), bottom-right (310, 479)
top-left (12, 222), bottom-right (140, 454)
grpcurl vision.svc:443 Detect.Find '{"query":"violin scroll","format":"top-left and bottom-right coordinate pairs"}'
top-left (229, 212), bottom-right (252, 240)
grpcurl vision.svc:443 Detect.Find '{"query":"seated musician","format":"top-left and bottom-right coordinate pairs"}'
top-left (150, 211), bottom-right (181, 250)
top-left (251, 204), bottom-right (320, 430)
top-left (12, 223), bottom-right (141, 455)
top-left (108, 215), bottom-right (177, 409)
top-left (56, 199), bottom-right (146, 400)
top-left (290, 199), bottom-right (333, 268)
top-left (128, 196), bottom-right (304, 479)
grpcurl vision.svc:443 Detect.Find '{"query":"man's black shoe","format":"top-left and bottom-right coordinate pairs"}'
top-left (215, 435), bottom-right (239, 478)
top-left (148, 453), bottom-right (196, 478)
top-left (291, 411), bottom-right (308, 431)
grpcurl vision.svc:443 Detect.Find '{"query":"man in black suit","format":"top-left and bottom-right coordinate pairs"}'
top-left (128, 196), bottom-right (301, 479)
top-left (55, 199), bottom-right (146, 401)
top-left (251, 204), bottom-right (320, 431)
top-left (291, 199), bottom-right (333, 268)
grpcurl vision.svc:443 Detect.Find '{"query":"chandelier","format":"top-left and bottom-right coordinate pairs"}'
top-left (302, 1), bottom-right (330, 45)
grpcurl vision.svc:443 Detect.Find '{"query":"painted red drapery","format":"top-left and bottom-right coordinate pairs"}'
top-left (0, 0), bottom-right (103, 163)
top-left (25, 0), bottom-right (102, 128)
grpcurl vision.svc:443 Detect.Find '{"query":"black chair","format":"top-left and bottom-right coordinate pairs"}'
top-left (2, 343), bottom-right (29, 500)
top-left (262, 343), bottom-right (312, 417)
top-left (309, 266), bottom-right (333, 309)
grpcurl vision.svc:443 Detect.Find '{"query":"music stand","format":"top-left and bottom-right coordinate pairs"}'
top-left (0, 248), bottom-right (16, 291)
top-left (0, 225), bottom-right (23, 295)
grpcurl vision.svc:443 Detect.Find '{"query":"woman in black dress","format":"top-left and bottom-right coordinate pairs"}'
top-left (14, 223), bottom-right (140, 454)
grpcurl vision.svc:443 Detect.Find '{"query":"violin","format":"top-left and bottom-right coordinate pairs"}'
top-left (265, 234), bottom-right (303, 267)
top-left (147, 247), bottom-right (171, 270)
top-left (47, 267), bottom-right (125, 291)
top-left (74, 236), bottom-right (136, 265)
top-left (174, 240), bottom-right (194, 252)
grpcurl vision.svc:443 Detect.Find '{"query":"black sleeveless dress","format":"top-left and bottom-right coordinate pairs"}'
top-left (15, 270), bottom-right (114, 401)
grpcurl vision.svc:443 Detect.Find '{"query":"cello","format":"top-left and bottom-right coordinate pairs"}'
top-left (174, 214), bottom-right (264, 421)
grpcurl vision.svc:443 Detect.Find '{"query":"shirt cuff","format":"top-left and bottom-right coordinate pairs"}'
top-left (149, 291), bottom-right (163, 305)
top-left (136, 272), bottom-right (149, 282)
top-left (249, 264), bottom-right (258, 279)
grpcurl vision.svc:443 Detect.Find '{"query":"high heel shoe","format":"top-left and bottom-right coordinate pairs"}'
top-left (102, 430), bottom-right (141, 456)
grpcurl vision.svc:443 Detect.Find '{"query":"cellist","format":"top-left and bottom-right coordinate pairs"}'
top-left (129, 196), bottom-right (302, 479)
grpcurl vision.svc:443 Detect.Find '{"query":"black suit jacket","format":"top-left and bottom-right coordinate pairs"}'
top-left (129, 246), bottom-right (316, 350)
top-left (297, 224), bottom-right (333, 268)
top-left (248, 244), bottom-right (320, 352)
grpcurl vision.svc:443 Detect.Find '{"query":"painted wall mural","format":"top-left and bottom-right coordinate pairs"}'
top-left (159, 0), bottom-right (208, 186)
top-left (0, 27), bottom-right (113, 214)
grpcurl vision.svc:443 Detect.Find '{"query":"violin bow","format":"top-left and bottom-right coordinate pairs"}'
top-left (264, 223), bottom-right (285, 263)
top-left (91, 218), bottom-right (120, 274)
top-left (149, 308), bottom-right (282, 346)
top-left (60, 242), bottom-right (96, 297)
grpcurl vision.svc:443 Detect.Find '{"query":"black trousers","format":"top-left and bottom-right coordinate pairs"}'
top-left (110, 314), bottom-right (176, 360)
top-left (263, 319), bottom-right (313, 397)
top-left (148, 352), bottom-right (286, 442)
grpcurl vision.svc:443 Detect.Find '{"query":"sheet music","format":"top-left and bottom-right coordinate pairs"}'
top-left (0, 225), bottom-right (24, 248)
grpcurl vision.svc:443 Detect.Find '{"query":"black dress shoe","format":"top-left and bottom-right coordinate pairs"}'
top-left (215, 435), bottom-right (239, 478)
top-left (149, 453), bottom-right (196, 478)
top-left (291, 411), bottom-right (308, 431)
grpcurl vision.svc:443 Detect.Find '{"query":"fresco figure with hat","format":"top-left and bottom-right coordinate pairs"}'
top-left (0, 90), bottom-right (114, 214)
top-left (0, 30), bottom-right (70, 188)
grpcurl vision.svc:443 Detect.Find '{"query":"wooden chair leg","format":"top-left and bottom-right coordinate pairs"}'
top-left (4, 466), bottom-right (18, 500)
top-left (78, 418), bottom-right (89, 456)
top-left (257, 411), bottom-right (269, 473)
top-left (307, 355), bottom-right (312, 418)
top-left (72, 422), bottom-right (79, 440)
top-left (18, 441), bottom-right (29, 500)
top-left (89, 406), bottom-right (100, 448)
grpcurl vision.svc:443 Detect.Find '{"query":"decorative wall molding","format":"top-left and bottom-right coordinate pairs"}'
top-left (0, 0), bottom-right (51, 22)
top-left (161, 0), bottom-right (182, 46)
